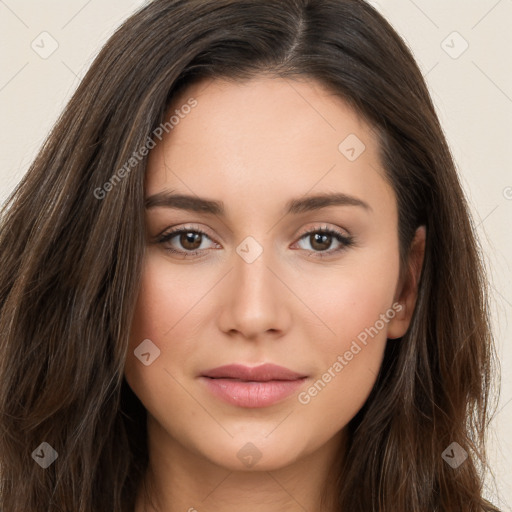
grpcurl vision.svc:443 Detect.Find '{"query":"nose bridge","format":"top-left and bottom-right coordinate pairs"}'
top-left (236, 245), bottom-right (273, 298)
top-left (217, 233), bottom-right (290, 338)
top-left (233, 235), bottom-right (279, 311)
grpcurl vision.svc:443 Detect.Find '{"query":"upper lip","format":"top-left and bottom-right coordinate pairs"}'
top-left (201, 363), bottom-right (307, 381)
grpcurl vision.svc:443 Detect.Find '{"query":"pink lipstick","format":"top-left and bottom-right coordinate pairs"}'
top-left (200, 363), bottom-right (307, 408)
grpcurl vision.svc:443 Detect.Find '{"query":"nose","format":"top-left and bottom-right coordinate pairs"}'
top-left (216, 243), bottom-right (292, 341)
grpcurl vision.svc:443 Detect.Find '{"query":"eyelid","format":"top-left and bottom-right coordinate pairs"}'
top-left (293, 223), bottom-right (352, 243)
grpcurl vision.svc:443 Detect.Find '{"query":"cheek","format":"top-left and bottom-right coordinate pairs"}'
top-left (128, 252), bottom-right (212, 346)
top-left (306, 244), bottom-right (399, 351)
top-left (295, 248), bottom-right (399, 416)
top-left (296, 284), bottom-right (392, 430)
top-left (124, 254), bottom-right (207, 399)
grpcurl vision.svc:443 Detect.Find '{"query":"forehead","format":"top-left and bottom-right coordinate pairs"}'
top-left (145, 75), bottom-right (395, 220)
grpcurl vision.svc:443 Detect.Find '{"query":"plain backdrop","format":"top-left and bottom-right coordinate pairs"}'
top-left (0, 0), bottom-right (511, 509)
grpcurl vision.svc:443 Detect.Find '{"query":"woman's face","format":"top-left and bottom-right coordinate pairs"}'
top-left (124, 76), bottom-right (421, 473)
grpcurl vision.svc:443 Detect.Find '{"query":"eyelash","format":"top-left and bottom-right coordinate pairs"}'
top-left (155, 225), bottom-right (355, 259)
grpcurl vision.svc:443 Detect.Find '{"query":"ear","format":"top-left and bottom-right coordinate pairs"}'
top-left (387, 225), bottom-right (426, 340)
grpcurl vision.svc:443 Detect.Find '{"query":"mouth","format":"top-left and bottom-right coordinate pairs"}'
top-left (199, 363), bottom-right (308, 408)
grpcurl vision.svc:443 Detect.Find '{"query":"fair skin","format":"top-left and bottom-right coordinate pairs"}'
top-left (125, 75), bottom-right (426, 512)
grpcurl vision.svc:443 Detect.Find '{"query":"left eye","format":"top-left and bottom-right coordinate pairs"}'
top-left (293, 228), bottom-right (354, 256)
top-left (156, 226), bottom-right (354, 258)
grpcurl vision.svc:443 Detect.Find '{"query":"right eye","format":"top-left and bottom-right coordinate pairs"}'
top-left (156, 226), bottom-right (220, 258)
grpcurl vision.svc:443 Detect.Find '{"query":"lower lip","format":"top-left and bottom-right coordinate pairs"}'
top-left (200, 377), bottom-right (306, 408)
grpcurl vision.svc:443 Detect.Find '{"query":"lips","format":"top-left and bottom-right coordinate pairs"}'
top-left (200, 363), bottom-right (308, 408)
top-left (201, 363), bottom-right (307, 381)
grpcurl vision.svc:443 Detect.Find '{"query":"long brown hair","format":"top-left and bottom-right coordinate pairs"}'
top-left (0, 0), bottom-right (500, 510)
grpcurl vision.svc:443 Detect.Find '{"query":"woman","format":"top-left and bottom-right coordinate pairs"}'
top-left (0, 0), bottom-right (501, 510)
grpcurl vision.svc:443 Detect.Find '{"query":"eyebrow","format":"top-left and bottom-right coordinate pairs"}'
top-left (144, 191), bottom-right (372, 215)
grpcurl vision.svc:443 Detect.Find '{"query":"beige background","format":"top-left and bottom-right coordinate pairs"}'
top-left (0, 0), bottom-right (510, 508)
